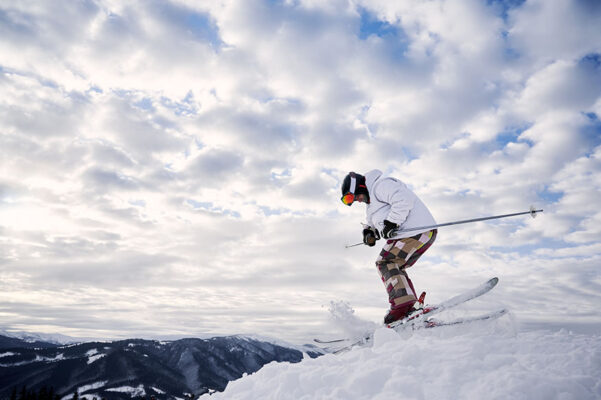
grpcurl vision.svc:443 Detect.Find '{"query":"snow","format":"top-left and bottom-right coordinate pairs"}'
top-left (36, 353), bottom-right (65, 363)
top-left (202, 319), bottom-right (601, 400)
top-left (77, 381), bottom-right (108, 395)
top-left (84, 348), bottom-right (106, 364)
top-left (61, 393), bottom-right (101, 400)
top-left (1, 353), bottom-right (66, 367)
top-left (151, 387), bottom-right (166, 394)
top-left (0, 352), bottom-right (16, 358)
top-left (87, 353), bottom-right (106, 364)
top-left (106, 385), bottom-right (146, 398)
top-left (0, 329), bottom-right (83, 345)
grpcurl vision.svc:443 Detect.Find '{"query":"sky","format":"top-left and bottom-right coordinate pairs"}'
top-left (1, 0), bottom-right (600, 344)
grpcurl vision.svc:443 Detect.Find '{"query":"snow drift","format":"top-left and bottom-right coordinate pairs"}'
top-left (202, 317), bottom-right (601, 400)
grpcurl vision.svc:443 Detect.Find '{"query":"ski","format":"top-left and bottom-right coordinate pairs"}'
top-left (314, 337), bottom-right (350, 344)
top-left (418, 308), bottom-right (508, 329)
top-left (315, 277), bottom-right (501, 353)
top-left (328, 309), bottom-right (507, 354)
top-left (388, 277), bottom-right (499, 331)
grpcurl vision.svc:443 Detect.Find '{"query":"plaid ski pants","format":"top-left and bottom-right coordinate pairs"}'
top-left (376, 229), bottom-right (437, 311)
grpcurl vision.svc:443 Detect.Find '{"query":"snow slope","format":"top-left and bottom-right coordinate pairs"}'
top-left (202, 318), bottom-right (601, 400)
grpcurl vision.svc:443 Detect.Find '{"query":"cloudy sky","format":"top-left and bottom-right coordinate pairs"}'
top-left (1, 0), bottom-right (600, 344)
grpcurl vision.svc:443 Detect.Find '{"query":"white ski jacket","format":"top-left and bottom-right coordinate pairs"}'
top-left (364, 169), bottom-right (436, 239)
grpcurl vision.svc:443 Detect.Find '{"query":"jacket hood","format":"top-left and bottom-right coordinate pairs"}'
top-left (365, 169), bottom-right (383, 190)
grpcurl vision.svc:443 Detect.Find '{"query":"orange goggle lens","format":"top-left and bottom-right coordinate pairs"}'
top-left (341, 193), bottom-right (355, 206)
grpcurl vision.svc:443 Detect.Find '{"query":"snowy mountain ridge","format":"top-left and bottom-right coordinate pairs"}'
top-left (0, 329), bottom-right (80, 346)
top-left (0, 333), bottom-right (322, 399)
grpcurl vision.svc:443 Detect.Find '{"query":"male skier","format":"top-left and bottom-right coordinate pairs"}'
top-left (341, 170), bottom-right (438, 324)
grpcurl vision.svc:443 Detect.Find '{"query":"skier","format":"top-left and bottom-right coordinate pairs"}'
top-left (341, 170), bottom-right (438, 324)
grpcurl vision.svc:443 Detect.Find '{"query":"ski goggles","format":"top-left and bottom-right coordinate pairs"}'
top-left (341, 192), bottom-right (355, 206)
top-left (340, 173), bottom-right (357, 206)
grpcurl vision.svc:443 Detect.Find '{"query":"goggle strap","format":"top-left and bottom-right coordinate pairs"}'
top-left (349, 175), bottom-right (356, 194)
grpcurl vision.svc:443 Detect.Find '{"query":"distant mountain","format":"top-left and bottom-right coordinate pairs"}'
top-left (0, 334), bottom-right (59, 350)
top-left (0, 329), bottom-right (82, 348)
top-left (0, 334), bottom-right (323, 399)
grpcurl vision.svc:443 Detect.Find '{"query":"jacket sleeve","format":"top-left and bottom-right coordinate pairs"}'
top-left (374, 178), bottom-right (416, 226)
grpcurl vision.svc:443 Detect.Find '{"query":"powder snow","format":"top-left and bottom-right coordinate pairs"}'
top-left (202, 317), bottom-right (601, 400)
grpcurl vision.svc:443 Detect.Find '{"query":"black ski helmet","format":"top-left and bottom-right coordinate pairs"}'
top-left (341, 172), bottom-right (369, 205)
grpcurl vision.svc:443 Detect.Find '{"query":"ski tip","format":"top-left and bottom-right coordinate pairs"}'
top-left (489, 277), bottom-right (499, 286)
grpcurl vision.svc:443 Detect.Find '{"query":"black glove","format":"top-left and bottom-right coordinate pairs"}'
top-left (381, 220), bottom-right (399, 239)
top-left (362, 227), bottom-right (380, 247)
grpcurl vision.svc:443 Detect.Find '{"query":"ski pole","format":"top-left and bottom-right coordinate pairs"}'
top-left (393, 205), bottom-right (543, 235)
top-left (345, 206), bottom-right (543, 248)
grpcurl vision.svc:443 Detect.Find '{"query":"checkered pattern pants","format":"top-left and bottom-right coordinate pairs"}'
top-left (376, 229), bottom-right (437, 311)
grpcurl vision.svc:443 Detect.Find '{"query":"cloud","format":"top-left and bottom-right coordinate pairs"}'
top-left (1, 0), bottom-right (601, 343)
top-left (508, 0), bottom-right (601, 66)
top-left (83, 167), bottom-right (140, 191)
top-left (183, 147), bottom-right (245, 187)
top-left (514, 58), bottom-right (601, 117)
